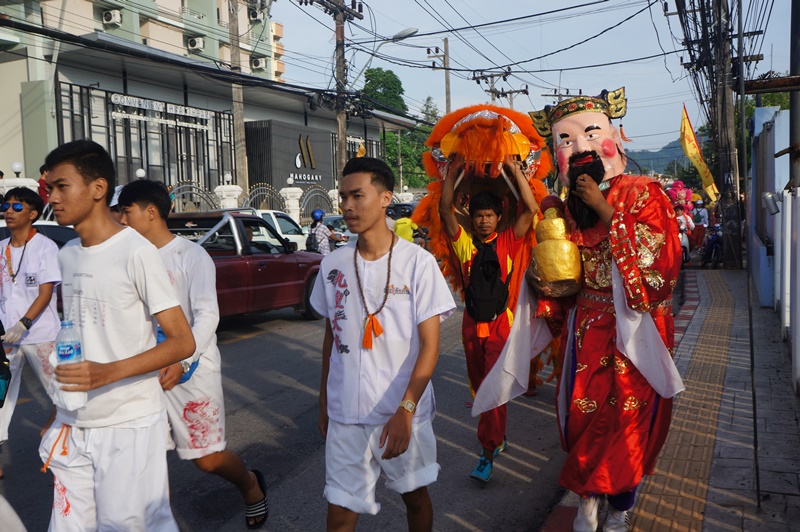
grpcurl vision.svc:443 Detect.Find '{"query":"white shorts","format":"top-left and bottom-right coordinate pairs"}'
top-left (324, 418), bottom-right (439, 515)
top-left (38, 413), bottom-right (178, 532)
top-left (164, 361), bottom-right (227, 460)
top-left (0, 342), bottom-right (55, 443)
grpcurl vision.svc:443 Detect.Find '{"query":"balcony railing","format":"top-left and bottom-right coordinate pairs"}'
top-left (181, 6), bottom-right (206, 20)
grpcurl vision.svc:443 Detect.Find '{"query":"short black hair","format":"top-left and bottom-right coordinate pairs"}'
top-left (469, 191), bottom-right (503, 217)
top-left (39, 165), bottom-right (46, 175)
top-left (118, 179), bottom-right (171, 220)
top-left (342, 157), bottom-right (395, 192)
top-left (5, 187), bottom-right (45, 222)
top-left (44, 140), bottom-right (116, 205)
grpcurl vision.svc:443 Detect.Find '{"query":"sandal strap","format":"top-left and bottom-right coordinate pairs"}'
top-left (245, 499), bottom-right (268, 517)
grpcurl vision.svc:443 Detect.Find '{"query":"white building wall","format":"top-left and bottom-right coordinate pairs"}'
top-left (0, 60), bottom-right (28, 177)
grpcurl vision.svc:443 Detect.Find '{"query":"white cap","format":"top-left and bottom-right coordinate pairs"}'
top-left (110, 185), bottom-right (124, 208)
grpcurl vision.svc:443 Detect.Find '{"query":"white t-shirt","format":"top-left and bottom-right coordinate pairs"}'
top-left (0, 232), bottom-right (61, 345)
top-left (158, 236), bottom-right (221, 371)
top-left (310, 238), bottom-right (456, 425)
top-left (57, 228), bottom-right (180, 428)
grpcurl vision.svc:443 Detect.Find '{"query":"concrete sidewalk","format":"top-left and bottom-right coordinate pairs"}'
top-left (541, 269), bottom-right (800, 531)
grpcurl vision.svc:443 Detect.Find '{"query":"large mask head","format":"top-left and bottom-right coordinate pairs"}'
top-left (531, 87), bottom-right (628, 186)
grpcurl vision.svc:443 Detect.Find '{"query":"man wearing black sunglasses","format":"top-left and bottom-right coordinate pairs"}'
top-left (0, 187), bottom-right (61, 479)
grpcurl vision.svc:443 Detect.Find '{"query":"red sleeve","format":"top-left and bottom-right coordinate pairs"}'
top-left (609, 182), bottom-right (681, 312)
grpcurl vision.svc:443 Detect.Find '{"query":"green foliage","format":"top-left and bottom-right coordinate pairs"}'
top-left (362, 68), bottom-right (408, 115)
top-left (384, 96), bottom-right (441, 190)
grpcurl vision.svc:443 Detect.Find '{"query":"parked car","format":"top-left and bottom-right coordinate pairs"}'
top-left (167, 212), bottom-right (322, 319)
top-left (386, 202), bottom-right (417, 220)
top-left (322, 215), bottom-right (356, 249)
top-left (0, 220), bottom-right (78, 247)
top-left (256, 210), bottom-right (307, 251)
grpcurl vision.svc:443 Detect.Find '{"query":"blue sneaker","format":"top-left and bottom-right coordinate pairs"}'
top-left (470, 457), bottom-right (493, 483)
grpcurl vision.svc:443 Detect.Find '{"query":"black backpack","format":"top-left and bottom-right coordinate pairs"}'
top-left (306, 225), bottom-right (320, 253)
top-left (464, 238), bottom-right (513, 323)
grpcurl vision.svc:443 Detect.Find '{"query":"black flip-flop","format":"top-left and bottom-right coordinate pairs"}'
top-left (245, 469), bottom-right (268, 529)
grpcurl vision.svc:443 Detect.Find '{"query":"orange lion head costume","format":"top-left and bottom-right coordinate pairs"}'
top-left (412, 105), bottom-right (553, 311)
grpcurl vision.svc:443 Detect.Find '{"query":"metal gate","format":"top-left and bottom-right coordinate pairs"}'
top-left (300, 185), bottom-right (334, 224)
top-left (171, 182), bottom-right (220, 213)
top-left (242, 185), bottom-right (286, 211)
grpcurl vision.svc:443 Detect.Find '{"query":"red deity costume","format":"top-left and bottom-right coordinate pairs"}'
top-left (530, 88), bottom-right (684, 499)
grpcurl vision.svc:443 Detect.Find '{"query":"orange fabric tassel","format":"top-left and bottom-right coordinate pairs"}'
top-left (362, 314), bottom-right (384, 349)
top-left (619, 123), bottom-right (633, 142)
top-left (477, 322), bottom-right (490, 339)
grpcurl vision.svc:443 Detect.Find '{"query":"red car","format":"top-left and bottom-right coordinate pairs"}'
top-left (167, 212), bottom-right (323, 319)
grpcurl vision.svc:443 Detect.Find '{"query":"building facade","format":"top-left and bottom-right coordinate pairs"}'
top-left (0, 0), bottom-right (411, 210)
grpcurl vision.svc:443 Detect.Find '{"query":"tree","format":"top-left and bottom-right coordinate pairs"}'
top-left (362, 68), bottom-right (408, 115)
top-left (420, 96), bottom-right (440, 124)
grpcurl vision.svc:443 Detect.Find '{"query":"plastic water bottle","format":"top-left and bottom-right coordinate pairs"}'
top-left (55, 320), bottom-right (82, 365)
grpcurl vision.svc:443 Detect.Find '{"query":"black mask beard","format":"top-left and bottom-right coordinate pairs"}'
top-left (567, 152), bottom-right (606, 230)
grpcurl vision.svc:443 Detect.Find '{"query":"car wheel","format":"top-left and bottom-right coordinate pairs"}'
top-left (301, 273), bottom-right (323, 320)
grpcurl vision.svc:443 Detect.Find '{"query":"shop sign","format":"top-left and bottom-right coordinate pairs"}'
top-left (110, 93), bottom-right (215, 120)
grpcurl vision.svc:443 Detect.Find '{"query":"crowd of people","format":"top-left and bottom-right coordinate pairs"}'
top-left (0, 86), bottom-right (689, 532)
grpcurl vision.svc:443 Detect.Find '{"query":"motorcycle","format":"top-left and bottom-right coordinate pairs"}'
top-left (679, 228), bottom-right (691, 265)
top-left (701, 224), bottom-right (723, 269)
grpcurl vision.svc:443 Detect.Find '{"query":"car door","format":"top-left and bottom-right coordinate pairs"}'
top-left (238, 217), bottom-right (307, 311)
top-left (274, 212), bottom-right (305, 250)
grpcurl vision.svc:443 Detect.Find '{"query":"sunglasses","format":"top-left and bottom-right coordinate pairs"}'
top-left (0, 203), bottom-right (24, 212)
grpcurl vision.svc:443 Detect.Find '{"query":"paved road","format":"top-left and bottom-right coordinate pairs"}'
top-left (0, 304), bottom-right (566, 531)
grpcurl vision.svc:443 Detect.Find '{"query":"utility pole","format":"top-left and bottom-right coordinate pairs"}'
top-left (299, 1), bottom-right (363, 184)
top-left (427, 38), bottom-right (450, 113)
top-left (791, 0), bottom-right (800, 189)
top-left (541, 88), bottom-right (582, 103)
top-left (228, 0), bottom-right (247, 188)
top-left (473, 70), bottom-right (510, 103)
top-left (486, 86), bottom-right (529, 110)
top-left (397, 130), bottom-right (403, 191)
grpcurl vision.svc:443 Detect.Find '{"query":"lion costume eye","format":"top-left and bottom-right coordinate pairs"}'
top-left (431, 147), bottom-right (448, 163)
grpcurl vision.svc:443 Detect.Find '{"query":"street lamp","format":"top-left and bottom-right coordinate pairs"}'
top-left (10, 162), bottom-right (22, 178)
top-left (347, 28), bottom-right (419, 90)
top-left (135, 168), bottom-right (146, 179)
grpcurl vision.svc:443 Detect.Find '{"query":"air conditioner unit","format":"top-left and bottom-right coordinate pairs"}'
top-left (251, 57), bottom-right (267, 70)
top-left (187, 37), bottom-right (205, 51)
top-left (248, 9), bottom-right (265, 22)
top-left (102, 10), bottom-right (123, 27)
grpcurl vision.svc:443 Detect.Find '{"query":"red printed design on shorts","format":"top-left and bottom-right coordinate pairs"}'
top-left (53, 475), bottom-right (71, 517)
top-left (183, 398), bottom-right (222, 449)
top-left (37, 342), bottom-right (55, 378)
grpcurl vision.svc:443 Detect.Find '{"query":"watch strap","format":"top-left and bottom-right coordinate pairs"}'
top-left (20, 317), bottom-right (32, 330)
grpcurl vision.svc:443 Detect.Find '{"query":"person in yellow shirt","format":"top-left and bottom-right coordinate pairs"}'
top-left (393, 216), bottom-right (418, 243)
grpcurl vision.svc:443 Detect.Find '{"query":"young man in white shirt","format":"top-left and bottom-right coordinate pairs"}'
top-left (311, 157), bottom-right (456, 531)
top-left (42, 139), bottom-right (196, 531)
top-left (118, 179), bottom-right (268, 529)
top-left (0, 187), bottom-right (61, 478)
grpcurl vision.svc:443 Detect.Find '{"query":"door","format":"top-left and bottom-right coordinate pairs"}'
top-left (238, 218), bottom-right (308, 311)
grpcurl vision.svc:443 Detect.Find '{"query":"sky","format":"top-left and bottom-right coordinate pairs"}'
top-left (269, 0), bottom-right (791, 152)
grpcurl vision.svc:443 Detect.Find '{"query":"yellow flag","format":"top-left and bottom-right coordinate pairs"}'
top-left (356, 143), bottom-right (367, 157)
top-left (680, 105), bottom-right (719, 200)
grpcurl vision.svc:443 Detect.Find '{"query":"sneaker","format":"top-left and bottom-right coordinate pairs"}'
top-left (469, 457), bottom-right (493, 483)
top-left (603, 509), bottom-right (629, 532)
top-left (573, 495), bottom-right (600, 532)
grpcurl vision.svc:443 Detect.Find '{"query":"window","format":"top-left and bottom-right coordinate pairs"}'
top-left (241, 219), bottom-right (283, 254)
top-left (275, 214), bottom-right (302, 235)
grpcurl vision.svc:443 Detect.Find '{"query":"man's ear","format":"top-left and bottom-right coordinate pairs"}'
top-left (380, 189), bottom-right (393, 208)
top-left (93, 178), bottom-right (109, 202)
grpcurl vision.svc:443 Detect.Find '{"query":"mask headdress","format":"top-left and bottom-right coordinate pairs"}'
top-left (413, 104), bottom-right (552, 302)
top-left (530, 87), bottom-right (629, 141)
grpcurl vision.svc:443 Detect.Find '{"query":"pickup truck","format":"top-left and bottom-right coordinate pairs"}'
top-left (167, 212), bottom-right (323, 320)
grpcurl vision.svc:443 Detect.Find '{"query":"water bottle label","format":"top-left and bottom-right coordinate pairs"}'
top-left (57, 343), bottom-right (81, 362)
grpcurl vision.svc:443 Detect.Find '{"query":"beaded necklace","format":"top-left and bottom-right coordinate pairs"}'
top-left (5, 228), bottom-right (36, 284)
top-left (353, 234), bottom-right (396, 349)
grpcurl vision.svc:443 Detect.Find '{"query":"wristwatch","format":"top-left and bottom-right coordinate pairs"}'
top-left (399, 399), bottom-right (416, 414)
top-left (180, 360), bottom-right (192, 374)
top-left (20, 317), bottom-right (32, 330)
